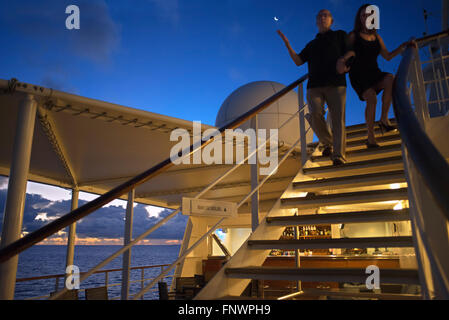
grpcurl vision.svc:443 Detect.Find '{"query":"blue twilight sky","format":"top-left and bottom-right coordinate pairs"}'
top-left (0, 0), bottom-right (444, 243)
top-left (0, 0), bottom-right (443, 127)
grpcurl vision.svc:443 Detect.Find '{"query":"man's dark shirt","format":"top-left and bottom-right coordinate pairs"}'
top-left (298, 29), bottom-right (350, 89)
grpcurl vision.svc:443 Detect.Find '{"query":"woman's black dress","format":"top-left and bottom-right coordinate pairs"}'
top-left (349, 32), bottom-right (389, 101)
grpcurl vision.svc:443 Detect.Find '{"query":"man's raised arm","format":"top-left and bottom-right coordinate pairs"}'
top-left (277, 30), bottom-right (304, 66)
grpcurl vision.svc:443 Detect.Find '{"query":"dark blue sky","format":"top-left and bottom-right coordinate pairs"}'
top-left (0, 0), bottom-right (443, 127)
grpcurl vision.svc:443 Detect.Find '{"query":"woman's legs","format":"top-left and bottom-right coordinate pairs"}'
top-left (375, 73), bottom-right (395, 125)
top-left (362, 88), bottom-right (378, 144)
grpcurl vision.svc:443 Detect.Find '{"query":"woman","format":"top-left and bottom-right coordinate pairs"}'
top-left (342, 4), bottom-right (415, 148)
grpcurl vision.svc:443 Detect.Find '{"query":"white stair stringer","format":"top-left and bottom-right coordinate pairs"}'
top-left (194, 165), bottom-right (312, 300)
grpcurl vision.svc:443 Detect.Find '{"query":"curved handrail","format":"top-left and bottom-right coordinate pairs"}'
top-left (392, 40), bottom-right (449, 220)
top-left (414, 29), bottom-right (449, 46)
top-left (0, 74), bottom-right (308, 264)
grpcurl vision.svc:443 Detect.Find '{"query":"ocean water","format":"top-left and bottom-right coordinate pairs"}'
top-left (14, 245), bottom-right (181, 300)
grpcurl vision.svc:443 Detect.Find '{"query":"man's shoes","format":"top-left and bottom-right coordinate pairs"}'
top-left (322, 146), bottom-right (333, 157)
top-left (332, 156), bottom-right (346, 166)
top-left (366, 140), bottom-right (380, 149)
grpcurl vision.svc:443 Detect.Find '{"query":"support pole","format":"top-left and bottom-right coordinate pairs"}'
top-left (298, 83), bottom-right (308, 166)
top-left (443, 0), bottom-right (448, 31)
top-left (0, 94), bottom-right (37, 300)
top-left (293, 211), bottom-right (302, 292)
top-left (121, 189), bottom-right (135, 300)
top-left (250, 116), bottom-right (259, 232)
top-left (65, 189), bottom-right (79, 275)
top-left (171, 217), bottom-right (193, 292)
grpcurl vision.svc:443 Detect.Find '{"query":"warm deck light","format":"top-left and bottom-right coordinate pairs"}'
top-left (393, 201), bottom-right (403, 211)
top-left (390, 183), bottom-right (401, 189)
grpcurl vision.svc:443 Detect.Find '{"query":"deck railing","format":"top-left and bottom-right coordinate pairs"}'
top-left (392, 29), bottom-right (449, 299)
top-left (15, 264), bottom-right (172, 300)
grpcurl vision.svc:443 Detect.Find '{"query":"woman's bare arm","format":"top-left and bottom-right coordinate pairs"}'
top-left (377, 33), bottom-right (415, 61)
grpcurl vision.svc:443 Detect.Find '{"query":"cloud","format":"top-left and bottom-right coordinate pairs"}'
top-left (26, 181), bottom-right (72, 202)
top-left (70, 0), bottom-right (121, 64)
top-left (145, 206), bottom-right (166, 219)
top-left (23, 181), bottom-right (133, 209)
top-left (34, 212), bottom-right (58, 222)
top-left (0, 0), bottom-right (120, 91)
top-left (2, 0), bottom-right (120, 63)
top-left (0, 176), bottom-right (7, 190)
top-left (0, 189), bottom-right (188, 242)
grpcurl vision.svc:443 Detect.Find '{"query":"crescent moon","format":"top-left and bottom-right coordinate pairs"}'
top-left (274, 17), bottom-right (279, 21)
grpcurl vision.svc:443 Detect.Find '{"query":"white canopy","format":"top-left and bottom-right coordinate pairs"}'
top-left (0, 79), bottom-right (302, 214)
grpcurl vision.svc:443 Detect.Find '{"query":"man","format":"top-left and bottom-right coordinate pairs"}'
top-left (278, 9), bottom-right (350, 165)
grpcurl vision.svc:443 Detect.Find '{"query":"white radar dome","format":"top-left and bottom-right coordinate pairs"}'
top-left (215, 81), bottom-right (308, 147)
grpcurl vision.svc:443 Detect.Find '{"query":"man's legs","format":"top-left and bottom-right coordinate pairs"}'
top-left (324, 86), bottom-right (346, 162)
top-left (306, 88), bottom-right (333, 153)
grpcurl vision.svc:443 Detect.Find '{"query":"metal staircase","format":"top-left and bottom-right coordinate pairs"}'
top-left (0, 30), bottom-right (448, 301)
top-left (195, 29), bottom-right (449, 300)
top-left (195, 122), bottom-right (421, 300)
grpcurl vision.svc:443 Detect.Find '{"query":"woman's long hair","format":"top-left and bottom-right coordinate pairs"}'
top-left (353, 4), bottom-right (377, 34)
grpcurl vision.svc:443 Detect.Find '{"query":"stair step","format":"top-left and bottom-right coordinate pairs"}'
top-left (225, 267), bottom-right (419, 284)
top-left (293, 170), bottom-right (405, 192)
top-left (346, 118), bottom-right (397, 134)
top-left (215, 295), bottom-right (265, 300)
top-left (294, 288), bottom-right (422, 300)
top-left (347, 126), bottom-right (399, 141)
top-left (266, 209), bottom-right (410, 226)
top-left (281, 188), bottom-right (408, 209)
top-left (347, 129), bottom-right (399, 142)
top-left (311, 144), bottom-right (402, 163)
top-left (347, 133), bottom-right (401, 149)
top-left (247, 236), bottom-right (414, 250)
top-left (303, 156), bottom-right (404, 178)
top-left (217, 291), bottom-right (422, 301)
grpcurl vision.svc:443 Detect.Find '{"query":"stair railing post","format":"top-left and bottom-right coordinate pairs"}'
top-left (105, 271), bottom-right (109, 289)
top-left (250, 115), bottom-right (259, 232)
top-left (171, 218), bottom-right (193, 292)
top-left (409, 46), bottom-right (429, 128)
top-left (65, 188), bottom-right (79, 281)
top-left (121, 189), bottom-right (135, 300)
top-left (298, 83), bottom-right (308, 166)
top-left (293, 210), bottom-right (302, 292)
top-left (141, 267), bottom-right (145, 300)
top-left (0, 93), bottom-right (37, 300)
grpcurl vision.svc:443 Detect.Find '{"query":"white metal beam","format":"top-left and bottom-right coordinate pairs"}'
top-left (121, 189), bottom-right (135, 300)
top-left (37, 106), bottom-right (78, 188)
top-left (0, 94), bottom-right (37, 300)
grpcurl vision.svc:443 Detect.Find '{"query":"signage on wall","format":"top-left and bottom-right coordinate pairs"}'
top-left (182, 198), bottom-right (237, 217)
